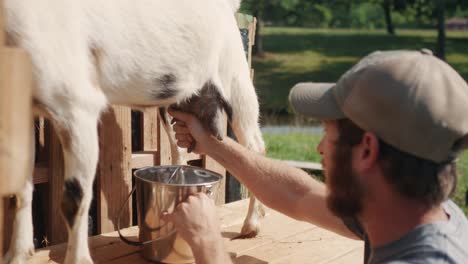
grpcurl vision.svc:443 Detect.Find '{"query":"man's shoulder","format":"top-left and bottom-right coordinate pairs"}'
top-left (371, 200), bottom-right (468, 264)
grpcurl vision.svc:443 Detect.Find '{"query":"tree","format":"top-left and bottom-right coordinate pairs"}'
top-left (382, 0), bottom-right (395, 34)
top-left (436, 0), bottom-right (446, 60)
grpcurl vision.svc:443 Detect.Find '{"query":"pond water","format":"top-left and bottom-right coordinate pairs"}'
top-left (261, 125), bottom-right (323, 134)
top-left (258, 113), bottom-right (324, 134)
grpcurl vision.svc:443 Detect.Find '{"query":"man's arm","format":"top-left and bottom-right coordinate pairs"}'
top-left (169, 109), bottom-right (359, 240)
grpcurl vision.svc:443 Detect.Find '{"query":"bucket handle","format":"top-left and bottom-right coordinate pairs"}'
top-left (117, 186), bottom-right (176, 247)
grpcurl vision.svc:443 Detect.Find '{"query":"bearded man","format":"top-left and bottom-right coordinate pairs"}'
top-left (165, 49), bottom-right (468, 264)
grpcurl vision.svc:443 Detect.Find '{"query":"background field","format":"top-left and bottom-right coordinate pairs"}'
top-left (257, 27), bottom-right (468, 215)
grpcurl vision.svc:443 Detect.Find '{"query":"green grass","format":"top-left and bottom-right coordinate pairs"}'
top-left (254, 28), bottom-right (468, 115)
top-left (263, 132), bottom-right (468, 215)
top-left (264, 132), bottom-right (323, 161)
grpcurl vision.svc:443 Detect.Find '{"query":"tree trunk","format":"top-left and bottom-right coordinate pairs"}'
top-left (383, 0), bottom-right (395, 35)
top-left (436, 0), bottom-right (446, 60)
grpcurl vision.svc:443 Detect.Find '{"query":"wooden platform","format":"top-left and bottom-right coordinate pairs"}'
top-left (28, 199), bottom-right (363, 263)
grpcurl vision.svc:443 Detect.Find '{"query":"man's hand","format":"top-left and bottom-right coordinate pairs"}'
top-left (162, 193), bottom-right (232, 264)
top-left (162, 193), bottom-right (222, 246)
top-left (168, 108), bottom-right (217, 155)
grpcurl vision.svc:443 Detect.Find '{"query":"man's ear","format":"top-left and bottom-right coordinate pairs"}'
top-left (355, 132), bottom-right (380, 172)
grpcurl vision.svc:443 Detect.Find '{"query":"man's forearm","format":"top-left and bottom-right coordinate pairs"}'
top-left (207, 137), bottom-right (325, 220)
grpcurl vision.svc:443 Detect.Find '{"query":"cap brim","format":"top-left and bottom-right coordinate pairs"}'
top-left (289, 82), bottom-right (345, 120)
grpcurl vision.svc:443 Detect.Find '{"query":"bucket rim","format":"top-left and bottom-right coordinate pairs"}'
top-left (133, 165), bottom-right (223, 187)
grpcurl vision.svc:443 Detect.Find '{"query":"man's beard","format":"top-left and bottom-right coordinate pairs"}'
top-left (325, 143), bottom-right (366, 219)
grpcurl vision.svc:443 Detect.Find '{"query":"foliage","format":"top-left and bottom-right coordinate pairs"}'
top-left (253, 27), bottom-right (468, 116)
top-left (263, 132), bottom-right (322, 161)
top-left (240, 0), bottom-right (468, 29)
top-left (349, 2), bottom-right (386, 29)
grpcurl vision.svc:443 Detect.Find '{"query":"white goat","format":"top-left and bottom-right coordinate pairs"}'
top-left (4, 0), bottom-right (265, 263)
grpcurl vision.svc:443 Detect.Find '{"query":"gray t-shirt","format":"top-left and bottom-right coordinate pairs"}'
top-left (343, 200), bottom-right (468, 263)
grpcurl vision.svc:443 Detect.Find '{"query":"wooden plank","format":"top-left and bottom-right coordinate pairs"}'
top-left (34, 117), bottom-right (48, 164)
top-left (284, 160), bottom-right (323, 171)
top-left (47, 124), bottom-right (68, 244)
top-left (142, 108), bottom-right (158, 151)
top-left (29, 199), bottom-right (363, 264)
top-left (203, 113), bottom-right (227, 205)
top-left (247, 17), bottom-right (255, 68)
top-left (0, 48), bottom-right (33, 195)
top-left (131, 151), bottom-right (158, 169)
top-left (223, 211), bottom-right (317, 254)
top-left (29, 200), bottom-right (255, 263)
top-left (157, 109), bottom-right (172, 165)
top-left (0, 198), bottom-right (3, 263)
top-left (221, 204), bottom-right (362, 264)
top-left (238, 228), bottom-right (362, 263)
top-left (323, 246), bottom-right (363, 264)
top-left (97, 106), bottom-right (133, 234)
top-left (33, 163), bottom-right (49, 184)
top-left (0, 0), bottom-right (4, 46)
top-left (250, 17), bottom-right (257, 46)
top-left (203, 154), bottom-right (226, 205)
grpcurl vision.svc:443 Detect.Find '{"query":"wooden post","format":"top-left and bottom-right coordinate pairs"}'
top-left (97, 106), bottom-right (132, 233)
top-left (46, 125), bottom-right (67, 244)
top-left (142, 108), bottom-right (159, 151)
top-left (0, 2), bottom-right (5, 254)
top-left (157, 110), bottom-right (172, 165)
top-left (226, 14), bottom-right (257, 202)
top-left (0, 199), bottom-right (2, 263)
top-left (0, 0), bottom-right (4, 47)
top-left (202, 114), bottom-right (227, 205)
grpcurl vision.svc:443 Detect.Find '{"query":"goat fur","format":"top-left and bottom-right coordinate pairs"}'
top-left (4, 0), bottom-right (265, 263)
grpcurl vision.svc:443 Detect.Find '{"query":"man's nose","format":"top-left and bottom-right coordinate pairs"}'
top-left (316, 138), bottom-right (324, 155)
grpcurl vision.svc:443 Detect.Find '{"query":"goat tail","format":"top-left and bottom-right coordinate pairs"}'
top-left (228, 72), bottom-right (265, 155)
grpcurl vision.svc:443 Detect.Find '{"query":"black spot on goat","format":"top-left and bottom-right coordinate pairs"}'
top-left (61, 178), bottom-right (83, 228)
top-left (153, 74), bottom-right (178, 99)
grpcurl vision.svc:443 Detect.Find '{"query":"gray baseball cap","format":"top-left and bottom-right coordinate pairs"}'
top-left (289, 49), bottom-right (468, 163)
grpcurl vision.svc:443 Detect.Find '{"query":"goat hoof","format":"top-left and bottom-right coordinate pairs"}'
top-left (233, 223), bottom-right (260, 240)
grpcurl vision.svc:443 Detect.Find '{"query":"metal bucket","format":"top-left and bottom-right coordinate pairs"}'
top-left (117, 165), bottom-right (222, 263)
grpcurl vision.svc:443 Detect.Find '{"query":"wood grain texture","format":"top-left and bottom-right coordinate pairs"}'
top-left (28, 199), bottom-right (364, 264)
top-left (97, 106), bottom-right (133, 233)
top-left (0, 198), bottom-right (3, 263)
top-left (0, 0), bottom-right (4, 46)
top-left (157, 109), bottom-right (172, 165)
top-left (131, 151), bottom-right (157, 169)
top-left (46, 124), bottom-right (67, 244)
top-left (142, 108), bottom-right (158, 151)
top-left (203, 113), bottom-right (227, 205)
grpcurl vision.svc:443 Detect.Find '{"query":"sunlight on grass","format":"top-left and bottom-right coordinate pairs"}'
top-left (254, 28), bottom-right (468, 115)
top-left (263, 132), bottom-right (322, 162)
